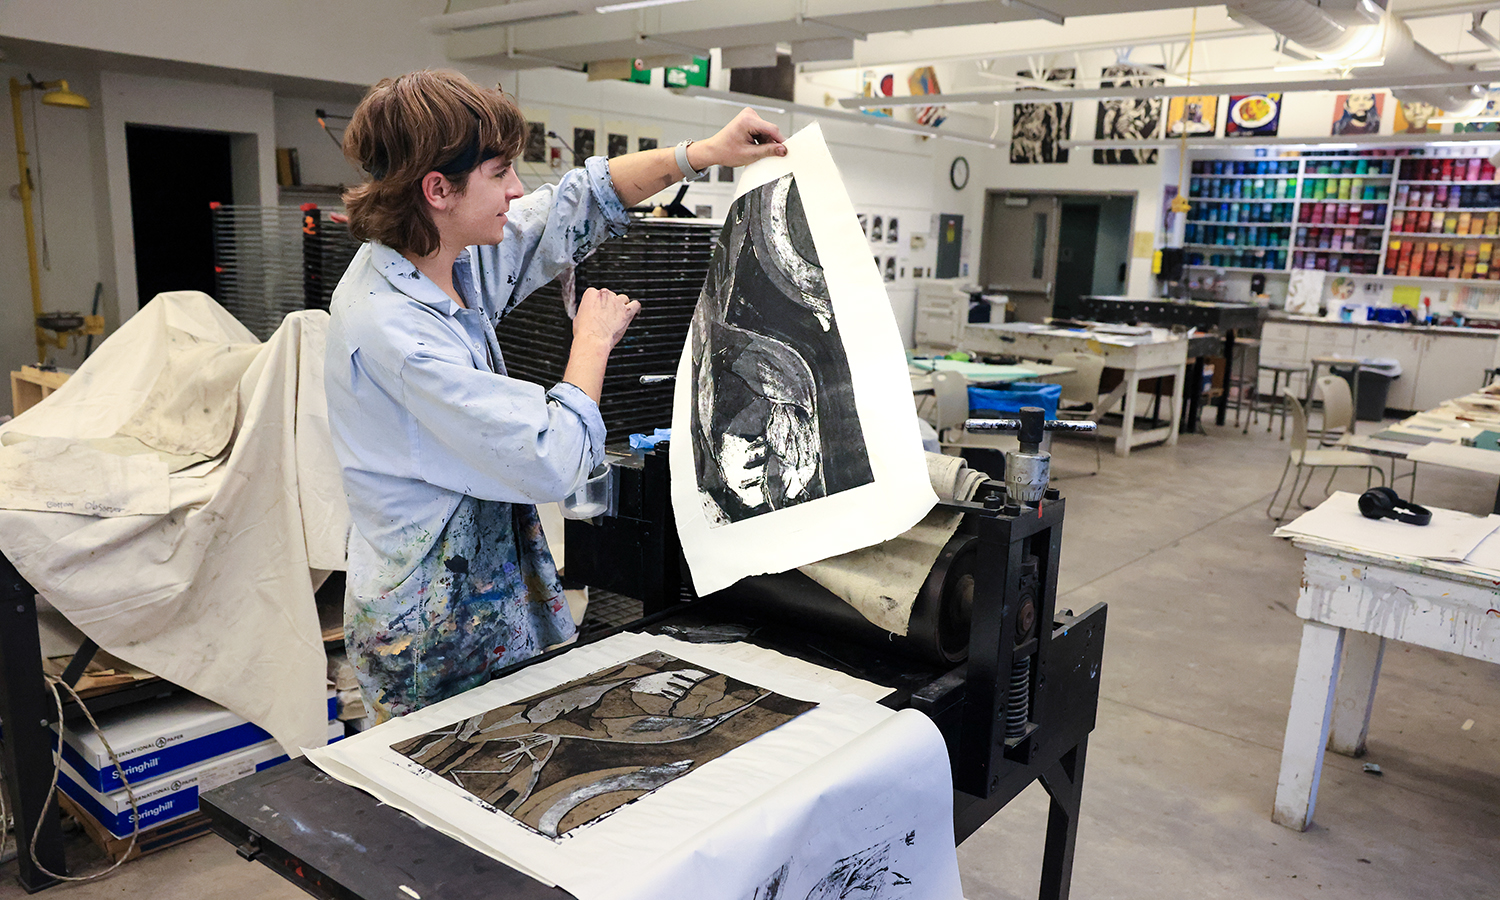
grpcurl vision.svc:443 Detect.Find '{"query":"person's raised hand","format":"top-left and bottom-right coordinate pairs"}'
top-left (573, 287), bottom-right (640, 354)
top-left (689, 108), bottom-right (787, 171)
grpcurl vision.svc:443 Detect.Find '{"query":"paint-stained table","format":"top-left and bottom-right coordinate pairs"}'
top-left (962, 323), bottom-right (1188, 457)
top-left (1272, 537), bottom-right (1500, 831)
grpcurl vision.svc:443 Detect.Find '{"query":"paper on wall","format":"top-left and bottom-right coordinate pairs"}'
top-left (670, 123), bottom-right (937, 596)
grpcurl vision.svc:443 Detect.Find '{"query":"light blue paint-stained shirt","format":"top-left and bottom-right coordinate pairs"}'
top-left (325, 158), bottom-right (630, 715)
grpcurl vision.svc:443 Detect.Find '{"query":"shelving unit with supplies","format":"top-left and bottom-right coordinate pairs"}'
top-left (1183, 149), bottom-right (1500, 287)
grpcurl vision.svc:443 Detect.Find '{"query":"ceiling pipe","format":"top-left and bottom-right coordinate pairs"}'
top-left (1226, 0), bottom-right (1487, 113)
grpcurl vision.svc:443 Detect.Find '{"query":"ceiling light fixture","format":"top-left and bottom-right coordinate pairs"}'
top-left (596, 0), bottom-right (697, 12)
top-left (674, 86), bottom-right (997, 148)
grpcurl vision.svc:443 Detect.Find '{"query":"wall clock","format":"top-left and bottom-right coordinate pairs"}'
top-left (949, 156), bottom-right (969, 190)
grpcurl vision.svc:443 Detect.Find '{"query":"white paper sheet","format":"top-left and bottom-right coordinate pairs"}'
top-left (0, 437), bottom-right (169, 516)
top-left (0, 293), bottom-right (349, 755)
top-left (670, 124), bottom-right (937, 595)
top-left (1275, 491), bottom-right (1500, 561)
top-left (307, 632), bottom-right (961, 900)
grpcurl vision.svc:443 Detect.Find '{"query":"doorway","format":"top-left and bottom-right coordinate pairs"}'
top-left (979, 191), bottom-right (1135, 322)
top-left (126, 125), bottom-right (235, 304)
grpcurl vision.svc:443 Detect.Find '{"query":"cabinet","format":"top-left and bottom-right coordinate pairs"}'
top-left (1411, 332), bottom-right (1497, 409)
top-left (914, 280), bottom-right (969, 350)
top-left (1262, 318), bottom-right (1499, 412)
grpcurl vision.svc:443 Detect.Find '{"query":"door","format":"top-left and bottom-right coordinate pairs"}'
top-left (126, 125), bottom-right (235, 304)
top-left (935, 213), bottom-right (963, 279)
top-left (1054, 203), bottom-right (1100, 320)
top-left (981, 193), bottom-right (1059, 322)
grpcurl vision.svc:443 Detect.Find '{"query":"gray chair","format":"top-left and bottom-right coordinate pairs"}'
top-left (1267, 391), bottom-right (1384, 521)
top-left (930, 370), bottom-right (1016, 456)
top-left (1048, 351), bottom-right (1127, 475)
top-left (1313, 373), bottom-right (1355, 447)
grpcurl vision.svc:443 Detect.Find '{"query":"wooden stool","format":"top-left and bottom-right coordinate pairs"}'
top-left (1229, 338), bottom-right (1261, 429)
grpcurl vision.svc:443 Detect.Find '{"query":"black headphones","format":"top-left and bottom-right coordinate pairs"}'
top-left (1358, 487), bottom-right (1432, 526)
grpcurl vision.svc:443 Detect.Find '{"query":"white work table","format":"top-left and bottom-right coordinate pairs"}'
top-left (1272, 535), bottom-right (1500, 831)
top-left (962, 323), bottom-right (1189, 456)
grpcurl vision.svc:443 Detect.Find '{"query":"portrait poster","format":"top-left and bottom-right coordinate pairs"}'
top-left (1452, 89), bottom-right (1500, 132)
top-left (1393, 99), bottom-right (1442, 133)
top-left (1330, 92), bottom-right (1384, 135)
top-left (1165, 95), bottom-right (1218, 137)
top-left (1094, 65), bottom-right (1163, 164)
top-left (306, 631), bottom-right (962, 900)
top-left (1010, 68), bottom-right (1074, 163)
top-left (669, 123), bottom-right (937, 597)
top-left (1224, 93), bottom-right (1282, 137)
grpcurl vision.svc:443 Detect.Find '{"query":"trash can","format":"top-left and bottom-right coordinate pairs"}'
top-left (1331, 358), bottom-right (1402, 422)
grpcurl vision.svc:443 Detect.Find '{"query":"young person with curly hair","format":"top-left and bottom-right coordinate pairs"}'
top-left (327, 69), bottom-right (785, 718)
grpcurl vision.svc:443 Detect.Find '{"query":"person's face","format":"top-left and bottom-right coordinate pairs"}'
top-left (1347, 94), bottom-right (1375, 116)
top-left (443, 156), bottom-right (524, 248)
top-left (1404, 101), bottom-right (1434, 128)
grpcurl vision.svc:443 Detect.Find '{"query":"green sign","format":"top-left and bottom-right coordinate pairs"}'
top-left (665, 57), bottom-right (710, 89)
top-left (627, 59), bottom-right (652, 84)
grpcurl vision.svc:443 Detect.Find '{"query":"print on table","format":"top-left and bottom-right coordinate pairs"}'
top-left (690, 173), bottom-right (875, 526)
top-left (392, 651), bottom-right (816, 839)
top-left (743, 824), bottom-right (922, 899)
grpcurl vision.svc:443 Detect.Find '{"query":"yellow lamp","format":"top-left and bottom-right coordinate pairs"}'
top-left (11, 75), bottom-right (98, 364)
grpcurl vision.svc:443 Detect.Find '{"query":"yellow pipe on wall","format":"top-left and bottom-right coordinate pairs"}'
top-left (9, 77), bottom-right (47, 364)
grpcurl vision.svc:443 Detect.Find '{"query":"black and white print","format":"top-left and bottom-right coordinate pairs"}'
top-left (690, 173), bottom-right (875, 526)
top-left (392, 651), bottom-right (815, 839)
top-left (1093, 65), bottom-right (1162, 164)
top-left (1010, 68), bottom-right (1074, 164)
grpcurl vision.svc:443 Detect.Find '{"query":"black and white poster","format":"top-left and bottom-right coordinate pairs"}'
top-left (1010, 68), bottom-right (1074, 164)
top-left (670, 123), bottom-right (936, 595)
top-left (1093, 65), bottom-right (1162, 164)
top-left (688, 172), bottom-right (873, 526)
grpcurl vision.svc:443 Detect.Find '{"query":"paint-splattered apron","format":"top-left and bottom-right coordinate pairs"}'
top-left (345, 498), bottom-right (575, 719)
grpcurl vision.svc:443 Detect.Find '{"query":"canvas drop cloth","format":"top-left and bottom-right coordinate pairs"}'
top-left (0, 292), bottom-right (349, 755)
top-left (800, 452), bottom-right (986, 636)
top-left (670, 123), bottom-right (938, 595)
top-left (308, 631), bottom-right (962, 900)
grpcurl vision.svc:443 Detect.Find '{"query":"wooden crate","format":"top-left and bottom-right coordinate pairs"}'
top-left (10, 366), bottom-right (71, 417)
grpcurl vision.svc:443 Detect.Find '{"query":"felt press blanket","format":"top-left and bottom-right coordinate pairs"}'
top-left (0, 292), bottom-right (349, 755)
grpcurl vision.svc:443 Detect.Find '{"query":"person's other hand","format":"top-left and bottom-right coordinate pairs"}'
top-left (690, 108), bottom-right (787, 171)
top-left (573, 287), bottom-right (640, 353)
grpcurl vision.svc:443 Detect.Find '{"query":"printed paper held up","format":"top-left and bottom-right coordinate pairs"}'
top-left (670, 123), bottom-right (937, 595)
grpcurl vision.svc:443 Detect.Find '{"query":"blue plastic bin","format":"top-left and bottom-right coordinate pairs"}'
top-left (967, 382), bottom-right (1061, 421)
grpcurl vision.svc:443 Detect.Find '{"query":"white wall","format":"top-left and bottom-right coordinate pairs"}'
top-left (0, 1), bottom-right (451, 92)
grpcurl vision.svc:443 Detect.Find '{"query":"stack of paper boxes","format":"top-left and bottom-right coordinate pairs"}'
top-left (56, 690), bottom-right (341, 854)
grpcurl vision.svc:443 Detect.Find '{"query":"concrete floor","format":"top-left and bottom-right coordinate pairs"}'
top-left (3, 413), bottom-right (1498, 899)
